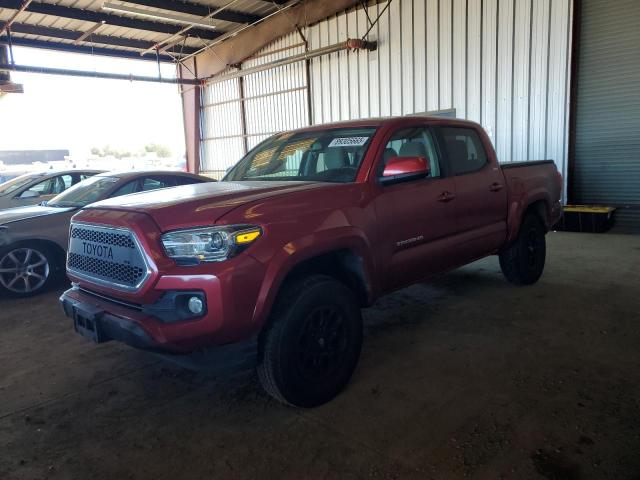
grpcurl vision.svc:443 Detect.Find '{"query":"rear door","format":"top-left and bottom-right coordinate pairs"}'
top-left (436, 126), bottom-right (508, 260)
top-left (372, 124), bottom-right (458, 290)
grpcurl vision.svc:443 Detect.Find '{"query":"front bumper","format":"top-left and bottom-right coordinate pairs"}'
top-left (62, 262), bottom-right (264, 346)
top-left (61, 291), bottom-right (161, 351)
top-left (60, 286), bottom-right (259, 372)
top-left (61, 272), bottom-right (226, 350)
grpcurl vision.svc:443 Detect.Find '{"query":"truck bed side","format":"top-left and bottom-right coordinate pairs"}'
top-left (501, 160), bottom-right (563, 244)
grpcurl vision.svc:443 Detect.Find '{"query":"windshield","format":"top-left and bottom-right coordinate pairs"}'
top-left (47, 176), bottom-right (118, 208)
top-left (224, 127), bottom-right (377, 183)
top-left (0, 173), bottom-right (43, 195)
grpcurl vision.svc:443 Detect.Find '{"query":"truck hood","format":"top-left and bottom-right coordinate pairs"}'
top-left (85, 180), bottom-right (330, 231)
top-left (0, 204), bottom-right (75, 226)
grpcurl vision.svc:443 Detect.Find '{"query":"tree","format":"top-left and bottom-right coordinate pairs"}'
top-left (90, 145), bottom-right (135, 159)
top-left (144, 143), bottom-right (172, 158)
top-left (91, 143), bottom-right (172, 159)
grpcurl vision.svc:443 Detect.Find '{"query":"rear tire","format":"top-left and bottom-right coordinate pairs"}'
top-left (499, 214), bottom-right (546, 285)
top-left (257, 275), bottom-right (363, 407)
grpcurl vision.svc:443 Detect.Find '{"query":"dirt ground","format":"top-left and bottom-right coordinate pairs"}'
top-left (0, 232), bottom-right (639, 480)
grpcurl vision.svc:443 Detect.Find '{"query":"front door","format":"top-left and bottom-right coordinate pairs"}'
top-left (372, 125), bottom-right (458, 291)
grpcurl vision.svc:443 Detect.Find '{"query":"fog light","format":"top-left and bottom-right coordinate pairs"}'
top-left (187, 296), bottom-right (204, 315)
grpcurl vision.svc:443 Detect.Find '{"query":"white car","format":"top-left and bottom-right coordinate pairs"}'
top-left (0, 170), bottom-right (103, 211)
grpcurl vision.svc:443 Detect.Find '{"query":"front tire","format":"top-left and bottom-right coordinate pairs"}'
top-left (499, 214), bottom-right (546, 285)
top-left (0, 244), bottom-right (56, 297)
top-left (257, 275), bottom-right (363, 407)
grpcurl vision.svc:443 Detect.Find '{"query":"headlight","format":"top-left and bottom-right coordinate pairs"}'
top-left (161, 225), bottom-right (262, 264)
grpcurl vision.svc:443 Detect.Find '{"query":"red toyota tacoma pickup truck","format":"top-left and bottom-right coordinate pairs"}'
top-left (60, 117), bottom-right (562, 407)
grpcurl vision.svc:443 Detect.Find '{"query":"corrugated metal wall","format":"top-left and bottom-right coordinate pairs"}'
top-left (242, 37), bottom-right (310, 150)
top-left (201, 68), bottom-right (245, 178)
top-left (201, 0), bottom-right (573, 189)
top-left (200, 37), bottom-right (310, 177)
top-left (308, 0), bottom-right (572, 180)
top-left (573, 0), bottom-right (640, 230)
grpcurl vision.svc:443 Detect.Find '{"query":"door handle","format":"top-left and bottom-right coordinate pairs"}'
top-left (489, 182), bottom-right (504, 192)
top-left (437, 191), bottom-right (455, 202)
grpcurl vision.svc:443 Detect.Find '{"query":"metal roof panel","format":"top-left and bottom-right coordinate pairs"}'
top-left (0, 0), bottom-right (283, 61)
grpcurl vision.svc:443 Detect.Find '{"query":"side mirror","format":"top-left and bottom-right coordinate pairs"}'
top-left (20, 189), bottom-right (41, 199)
top-left (380, 156), bottom-right (430, 185)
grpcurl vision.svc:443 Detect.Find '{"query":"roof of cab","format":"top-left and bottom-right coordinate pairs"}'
top-left (279, 115), bottom-right (481, 135)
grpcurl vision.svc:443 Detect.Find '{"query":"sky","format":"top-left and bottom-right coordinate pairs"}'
top-left (0, 47), bottom-right (186, 158)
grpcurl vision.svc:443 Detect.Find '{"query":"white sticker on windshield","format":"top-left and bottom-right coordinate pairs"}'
top-left (328, 137), bottom-right (369, 147)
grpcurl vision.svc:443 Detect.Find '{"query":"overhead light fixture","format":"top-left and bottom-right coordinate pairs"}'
top-left (102, 2), bottom-right (217, 30)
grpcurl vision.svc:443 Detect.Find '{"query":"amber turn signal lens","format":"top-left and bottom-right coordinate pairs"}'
top-left (234, 230), bottom-right (261, 244)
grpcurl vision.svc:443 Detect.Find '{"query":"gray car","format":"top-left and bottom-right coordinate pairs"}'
top-left (0, 170), bottom-right (212, 297)
top-left (0, 170), bottom-right (103, 210)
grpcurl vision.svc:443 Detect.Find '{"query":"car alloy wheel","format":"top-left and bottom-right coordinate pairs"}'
top-left (0, 248), bottom-right (50, 294)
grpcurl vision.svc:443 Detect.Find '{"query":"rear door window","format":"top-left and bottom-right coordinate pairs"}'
top-left (439, 127), bottom-right (488, 175)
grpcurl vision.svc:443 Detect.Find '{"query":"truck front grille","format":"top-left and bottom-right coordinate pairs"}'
top-left (67, 223), bottom-right (150, 291)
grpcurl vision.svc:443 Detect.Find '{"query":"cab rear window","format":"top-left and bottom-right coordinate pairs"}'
top-left (439, 127), bottom-right (487, 175)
